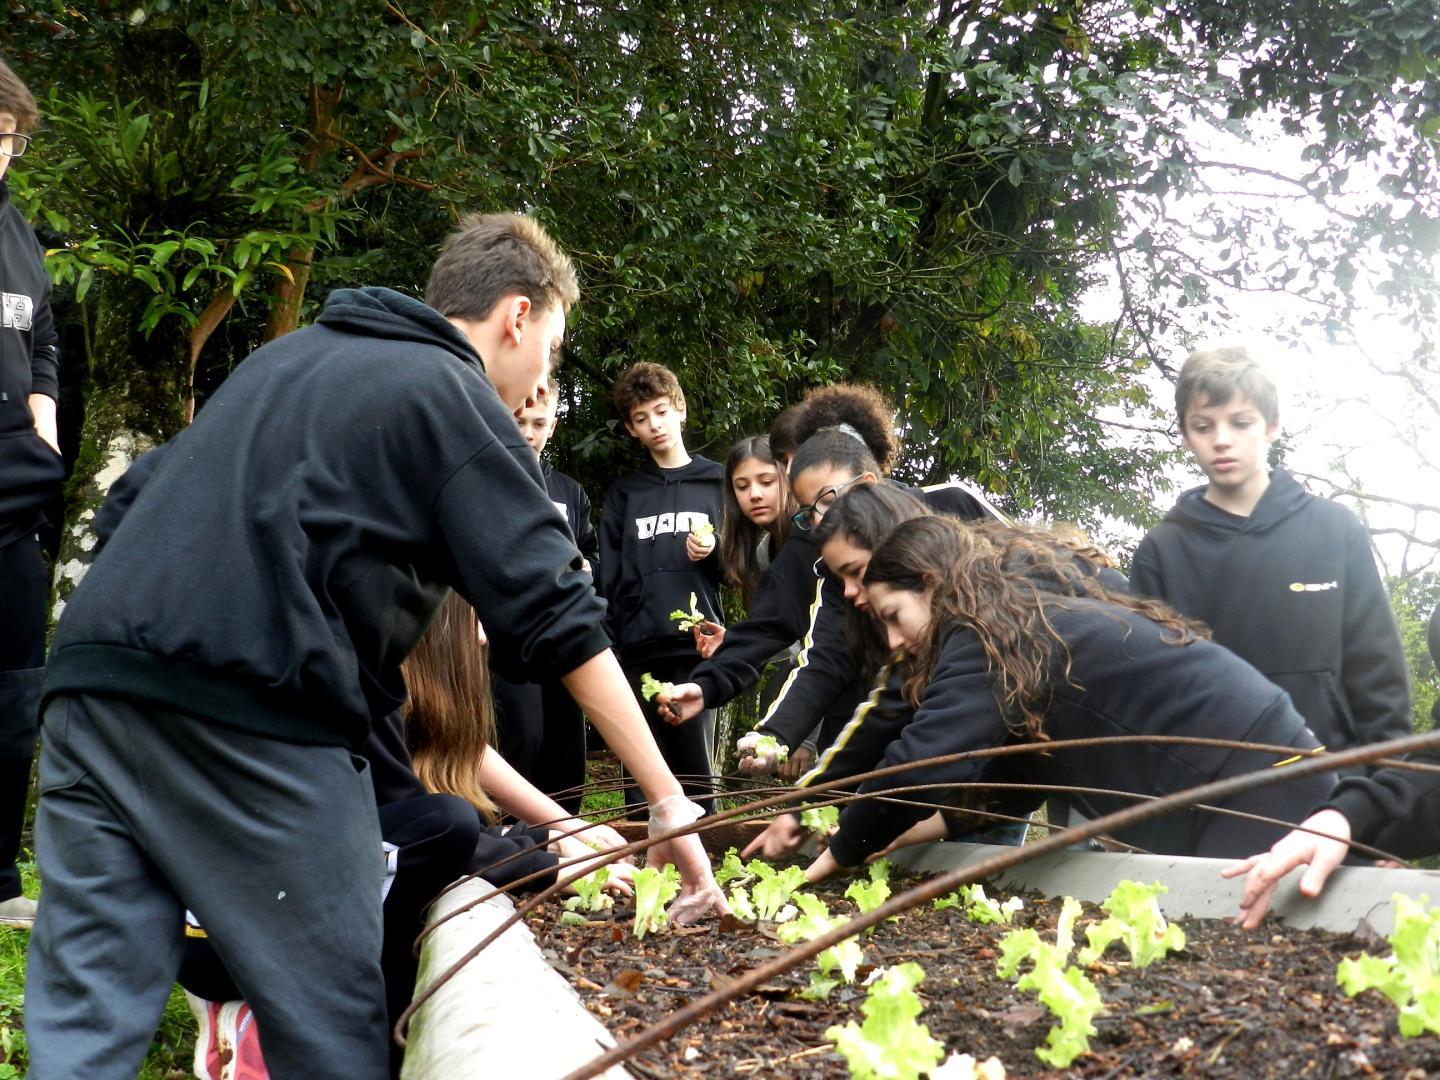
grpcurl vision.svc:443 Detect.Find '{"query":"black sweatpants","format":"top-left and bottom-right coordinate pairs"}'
top-left (178, 793), bottom-right (481, 1078)
top-left (620, 658), bottom-right (715, 820)
top-left (0, 530), bottom-right (47, 902)
top-left (492, 676), bottom-right (587, 817)
top-left (25, 694), bottom-right (389, 1080)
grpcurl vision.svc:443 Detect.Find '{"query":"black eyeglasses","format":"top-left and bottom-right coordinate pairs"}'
top-left (0, 133), bottom-right (30, 159)
top-left (792, 474), bottom-right (865, 531)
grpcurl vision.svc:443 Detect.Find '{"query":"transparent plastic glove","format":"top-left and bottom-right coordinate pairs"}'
top-left (555, 818), bottom-right (631, 860)
top-left (550, 834), bottom-right (636, 897)
top-left (647, 794), bottom-right (728, 925)
top-left (735, 730), bottom-right (784, 775)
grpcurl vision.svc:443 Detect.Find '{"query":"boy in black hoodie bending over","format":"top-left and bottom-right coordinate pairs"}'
top-left (598, 362), bottom-right (724, 815)
top-left (26, 216), bottom-right (723, 1080)
top-left (1131, 347), bottom-right (1410, 769)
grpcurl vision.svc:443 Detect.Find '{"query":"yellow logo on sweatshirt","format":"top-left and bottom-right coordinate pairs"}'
top-left (1289, 581), bottom-right (1338, 592)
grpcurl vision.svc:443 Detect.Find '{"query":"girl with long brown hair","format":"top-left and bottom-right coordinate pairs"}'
top-left (804, 515), bottom-right (1340, 882)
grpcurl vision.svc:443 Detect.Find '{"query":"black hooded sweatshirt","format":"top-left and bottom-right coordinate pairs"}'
top-left (45, 287), bottom-right (610, 749)
top-left (597, 455), bottom-right (724, 668)
top-left (824, 599), bottom-right (1333, 868)
top-left (0, 181), bottom-right (64, 546)
top-left (690, 479), bottom-right (1003, 751)
top-left (1323, 603), bottom-right (1440, 859)
top-left (1131, 469), bottom-right (1411, 761)
top-left (543, 461), bottom-right (599, 571)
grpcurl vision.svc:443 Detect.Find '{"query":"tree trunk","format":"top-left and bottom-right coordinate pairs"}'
top-left (52, 276), bottom-right (189, 616)
top-left (51, 21), bottom-right (201, 614)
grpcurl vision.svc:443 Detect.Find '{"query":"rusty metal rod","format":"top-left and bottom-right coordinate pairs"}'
top-left (552, 726), bottom-right (1440, 1080)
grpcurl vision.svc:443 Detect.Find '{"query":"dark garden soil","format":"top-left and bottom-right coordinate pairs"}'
top-left (525, 868), bottom-right (1440, 1079)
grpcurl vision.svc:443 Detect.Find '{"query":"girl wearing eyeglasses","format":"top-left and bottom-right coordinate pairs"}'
top-left (664, 384), bottom-right (1002, 775)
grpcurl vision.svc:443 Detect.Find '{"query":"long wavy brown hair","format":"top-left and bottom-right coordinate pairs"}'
top-left (865, 517), bottom-right (1207, 738)
top-left (402, 591), bottom-right (500, 822)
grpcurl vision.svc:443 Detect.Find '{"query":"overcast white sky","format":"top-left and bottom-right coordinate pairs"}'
top-left (1081, 116), bottom-right (1440, 577)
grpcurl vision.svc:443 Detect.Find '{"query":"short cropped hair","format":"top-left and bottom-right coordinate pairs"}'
top-left (611, 361), bottom-right (685, 419)
top-left (0, 57), bottom-right (38, 134)
top-left (425, 212), bottom-right (579, 323)
top-left (1175, 347), bottom-right (1279, 429)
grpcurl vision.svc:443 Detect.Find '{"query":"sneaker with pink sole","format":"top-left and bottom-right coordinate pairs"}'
top-left (183, 991), bottom-right (224, 1080)
top-left (216, 1000), bottom-right (269, 1080)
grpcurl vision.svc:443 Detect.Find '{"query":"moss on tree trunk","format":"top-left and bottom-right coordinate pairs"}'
top-left (52, 276), bottom-right (189, 616)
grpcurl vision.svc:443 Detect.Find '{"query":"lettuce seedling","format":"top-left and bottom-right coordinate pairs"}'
top-left (1077, 880), bottom-right (1185, 969)
top-left (1338, 892), bottom-right (1440, 1037)
top-left (933, 883), bottom-right (1022, 925)
top-left (715, 847), bottom-right (758, 890)
top-left (631, 864), bottom-right (681, 939)
top-left (727, 886), bottom-right (757, 922)
top-left (800, 805), bottom-right (840, 834)
top-left (825, 962), bottom-right (946, 1080)
top-left (752, 865), bottom-right (808, 920)
top-left (639, 672), bottom-right (677, 701)
top-left (669, 592), bottom-right (707, 632)
top-left (749, 733), bottom-right (789, 764)
top-left (778, 892), bottom-right (864, 988)
top-left (846, 861), bottom-right (893, 917)
top-left (563, 865), bottom-right (613, 915)
top-left (997, 899), bottom-right (1103, 1068)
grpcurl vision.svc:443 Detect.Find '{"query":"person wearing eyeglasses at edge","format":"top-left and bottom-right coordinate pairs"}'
top-left (0, 56), bottom-right (62, 930)
top-left (661, 384), bottom-right (1004, 779)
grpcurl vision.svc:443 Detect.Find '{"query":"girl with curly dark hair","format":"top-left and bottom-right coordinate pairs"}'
top-left (804, 515), bottom-right (1338, 881)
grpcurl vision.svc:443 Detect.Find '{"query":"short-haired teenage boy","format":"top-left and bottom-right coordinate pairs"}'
top-left (0, 55), bottom-right (62, 930)
top-left (493, 381), bottom-right (599, 813)
top-left (598, 362), bottom-right (724, 816)
top-left (1131, 346), bottom-right (1411, 769)
top-left (26, 214), bottom-right (723, 1079)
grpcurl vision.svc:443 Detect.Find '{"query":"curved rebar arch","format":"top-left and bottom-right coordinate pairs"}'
top-left (550, 727), bottom-right (1440, 1080)
top-left (393, 729), bottom-right (1440, 1055)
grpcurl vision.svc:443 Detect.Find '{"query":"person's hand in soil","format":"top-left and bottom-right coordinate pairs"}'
top-left (741, 813), bottom-right (806, 860)
top-left (551, 833), bottom-right (637, 897)
top-left (658, 682), bottom-right (704, 725)
top-left (647, 794), bottom-right (729, 924)
top-left (776, 744), bottom-right (814, 782)
top-left (874, 812), bottom-right (947, 858)
top-left (1222, 808), bottom-right (1352, 929)
top-left (803, 845), bottom-right (854, 885)
top-left (735, 730), bottom-right (785, 774)
top-left (692, 620), bottom-right (725, 659)
top-left (554, 818), bottom-right (634, 863)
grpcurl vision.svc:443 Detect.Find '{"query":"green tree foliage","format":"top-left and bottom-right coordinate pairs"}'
top-left (5, 0), bottom-right (1438, 552)
top-left (1389, 573), bottom-right (1440, 732)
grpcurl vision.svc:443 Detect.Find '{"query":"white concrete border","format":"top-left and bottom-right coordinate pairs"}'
top-left (401, 880), bottom-right (634, 1079)
top-left (889, 841), bottom-right (1440, 936)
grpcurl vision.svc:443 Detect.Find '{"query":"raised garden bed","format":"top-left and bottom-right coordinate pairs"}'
top-left (525, 868), bottom-right (1440, 1078)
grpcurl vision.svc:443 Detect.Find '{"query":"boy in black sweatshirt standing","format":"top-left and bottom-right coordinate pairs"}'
top-left (493, 377), bottom-right (599, 813)
top-left (26, 215), bottom-right (723, 1080)
top-left (1131, 347), bottom-right (1411, 769)
top-left (598, 363), bottom-right (724, 815)
top-left (0, 56), bottom-right (62, 930)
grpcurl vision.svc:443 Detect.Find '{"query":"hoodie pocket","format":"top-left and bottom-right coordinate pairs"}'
top-left (627, 569), bottom-right (717, 645)
top-left (1265, 669), bottom-right (1354, 748)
